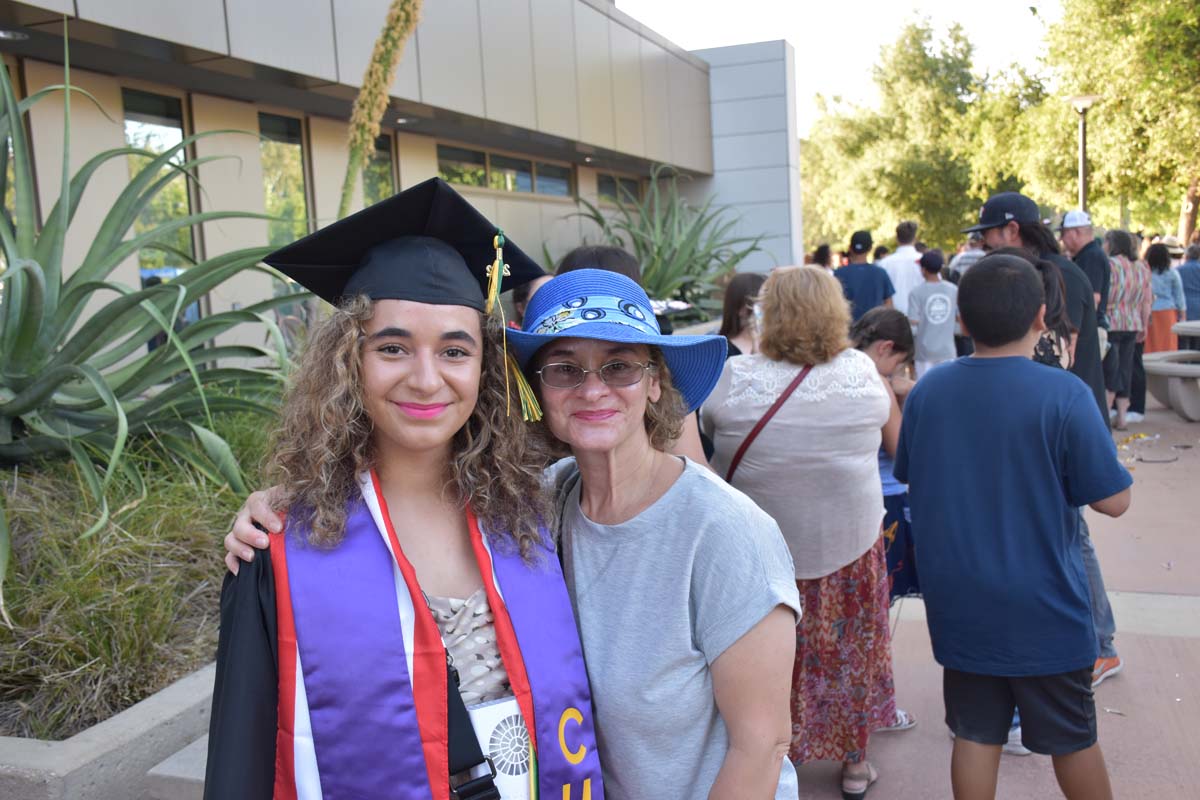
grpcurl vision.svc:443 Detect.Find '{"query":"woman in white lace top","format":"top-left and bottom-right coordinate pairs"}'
top-left (702, 265), bottom-right (907, 800)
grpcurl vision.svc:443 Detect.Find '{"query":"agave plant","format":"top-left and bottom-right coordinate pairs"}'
top-left (0, 40), bottom-right (299, 622)
top-left (574, 164), bottom-right (762, 311)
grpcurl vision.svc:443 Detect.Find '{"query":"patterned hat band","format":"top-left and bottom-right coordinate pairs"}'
top-left (528, 295), bottom-right (660, 337)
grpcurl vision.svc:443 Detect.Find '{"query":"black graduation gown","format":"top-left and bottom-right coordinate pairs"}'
top-left (204, 551), bottom-right (278, 799)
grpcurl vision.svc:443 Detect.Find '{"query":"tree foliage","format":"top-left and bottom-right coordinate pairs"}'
top-left (801, 22), bottom-right (978, 251)
top-left (1045, 0), bottom-right (1200, 238)
top-left (802, 6), bottom-right (1200, 251)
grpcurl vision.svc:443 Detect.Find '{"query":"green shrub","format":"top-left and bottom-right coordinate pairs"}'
top-left (574, 164), bottom-right (762, 313)
top-left (0, 409), bottom-right (270, 739)
top-left (0, 35), bottom-right (303, 617)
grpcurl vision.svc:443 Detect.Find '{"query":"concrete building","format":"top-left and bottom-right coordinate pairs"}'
top-left (0, 0), bottom-right (802, 333)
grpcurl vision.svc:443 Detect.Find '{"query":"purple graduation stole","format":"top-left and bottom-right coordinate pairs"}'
top-left (274, 472), bottom-right (604, 799)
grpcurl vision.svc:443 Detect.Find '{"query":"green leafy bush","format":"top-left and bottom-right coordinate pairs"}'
top-left (0, 410), bottom-right (270, 739)
top-left (574, 164), bottom-right (761, 313)
top-left (0, 43), bottom-right (301, 618)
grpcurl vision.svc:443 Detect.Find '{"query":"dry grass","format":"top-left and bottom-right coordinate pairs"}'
top-left (0, 411), bottom-right (269, 740)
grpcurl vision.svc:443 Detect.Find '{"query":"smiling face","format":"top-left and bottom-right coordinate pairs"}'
top-left (360, 299), bottom-right (483, 460)
top-left (534, 337), bottom-right (660, 457)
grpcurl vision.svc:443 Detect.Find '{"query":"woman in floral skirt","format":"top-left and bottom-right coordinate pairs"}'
top-left (703, 266), bottom-right (913, 800)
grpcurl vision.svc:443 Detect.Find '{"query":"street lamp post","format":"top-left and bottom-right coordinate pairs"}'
top-left (1069, 95), bottom-right (1100, 212)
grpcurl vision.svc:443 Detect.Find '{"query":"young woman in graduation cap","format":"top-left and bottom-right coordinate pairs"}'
top-left (204, 178), bottom-right (603, 800)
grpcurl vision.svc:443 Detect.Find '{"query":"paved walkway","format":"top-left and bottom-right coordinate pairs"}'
top-left (795, 401), bottom-right (1200, 798)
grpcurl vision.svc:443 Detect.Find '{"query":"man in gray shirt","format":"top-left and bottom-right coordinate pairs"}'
top-left (909, 249), bottom-right (959, 378)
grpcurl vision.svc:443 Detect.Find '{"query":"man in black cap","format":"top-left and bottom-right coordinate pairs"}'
top-left (835, 230), bottom-right (895, 322)
top-left (964, 191), bottom-right (1124, 692)
top-left (964, 192), bottom-right (1107, 421)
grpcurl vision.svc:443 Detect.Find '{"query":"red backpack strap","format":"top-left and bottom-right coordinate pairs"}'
top-left (724, 364), bottom-right (813, 483)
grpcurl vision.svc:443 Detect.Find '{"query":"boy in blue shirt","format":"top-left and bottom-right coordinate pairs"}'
top-left (895, 254), bottom-right (1132, 800)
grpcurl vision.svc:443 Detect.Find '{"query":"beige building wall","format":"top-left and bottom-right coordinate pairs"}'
top-left (188, 93), bottom-right (272, 348)
top-left (23, 61), bottom-right (137, 322)
top-left (307, 116), bottom-right (362, 225)
top-left (20, 0), bottom-right (713, 171)
top-left (7, 0), bottom-right (726, 330)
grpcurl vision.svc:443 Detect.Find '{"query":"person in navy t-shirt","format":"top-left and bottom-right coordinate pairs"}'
top-left (836, 230), bottom-right (895, 321)
top-left (895, 254), bottom-right (1131, 800)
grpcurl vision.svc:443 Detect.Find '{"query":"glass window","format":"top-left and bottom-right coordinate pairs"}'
top-left (618, 177), bottom-right (640, 202)
top-left (535, 163), bottom-right (572, 197)
top-left (363, 134), bottom-right (396, 205)
top-left (597, 174), bottom-right (618, 203)
top-left (259, 112), bottom-right (309, 248)
top-left (598, 173), bottom-right (642, 204)
top-left (123, 89), bottom-right (194, 272)
top-left (438, 145), bottom-right (487, 187)
top-left (2, 138), bottom-right (15, 226)
top-left (488, 154), bottom-right (532, 193)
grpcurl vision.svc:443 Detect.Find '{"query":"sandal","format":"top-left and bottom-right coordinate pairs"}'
top-left (875, 707), bottom-right (917, 732)
top-left (841, 761), bottom-right (879, 800)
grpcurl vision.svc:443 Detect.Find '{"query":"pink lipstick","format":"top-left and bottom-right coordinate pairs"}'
top-left (396, 402), bottom-right (449, 419)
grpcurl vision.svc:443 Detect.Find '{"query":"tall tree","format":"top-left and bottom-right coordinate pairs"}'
top-left (801, 22), bottom-right (979, 251)
top-left (1046, 0), bottom-right (1200, 240)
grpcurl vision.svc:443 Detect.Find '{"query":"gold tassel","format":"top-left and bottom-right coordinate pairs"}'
top-left (485, 231), bottom-right (509, 315)
top-left (486, 229), bottom-right (540, 421)
top-left (507, 347), bottom-right (543, 422)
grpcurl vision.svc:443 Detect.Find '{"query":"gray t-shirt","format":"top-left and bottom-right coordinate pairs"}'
top-left (549, 457), bottom-right (801, 800)
top-left (908, 280), bottom-right (959, 361)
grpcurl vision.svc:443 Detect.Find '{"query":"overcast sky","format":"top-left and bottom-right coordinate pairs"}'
top-left (616, 0), bottom-right (1064, 136)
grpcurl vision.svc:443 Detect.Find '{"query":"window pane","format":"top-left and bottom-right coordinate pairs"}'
top-left (618, 177), bottom-right (641, 203)
top-left (488, 154), bottom-right (532, 193)
top-left (535, 163), bottom-right (571, 197)
top-left (438, 145), bottom-right (486, 187)
top-left (258, 113), bottom-right (309, 247)
top-left (122, 89), bottom-right (193, 273)
top-left (597, 174), bottom-right (618, 202)
top-left (363, 134), bottom-right (395, 205)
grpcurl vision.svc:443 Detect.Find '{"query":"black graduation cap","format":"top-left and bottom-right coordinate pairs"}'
top-left (263, 177), bottom-right (545, 311)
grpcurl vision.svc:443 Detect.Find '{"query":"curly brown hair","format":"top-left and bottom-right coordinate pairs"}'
top-left (759, 265), bottom-right (850, 366)
top-left (265, 295), bottom-right (551, 558)
top-left (645, 347), bottom-right (686, 449)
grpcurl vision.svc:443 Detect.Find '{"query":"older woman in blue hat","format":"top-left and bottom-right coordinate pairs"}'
top-left (506, 268), bottom-right (802, 800)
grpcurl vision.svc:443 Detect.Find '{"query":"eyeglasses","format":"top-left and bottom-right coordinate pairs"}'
top-left (535, 360), bottom-right (653, 389)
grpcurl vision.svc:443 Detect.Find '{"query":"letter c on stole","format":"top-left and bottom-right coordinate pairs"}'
top-left (557, 707), bottom-right (587, 765)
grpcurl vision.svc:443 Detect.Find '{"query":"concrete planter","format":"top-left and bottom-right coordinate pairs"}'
top-left (0, 664), bottom-right (214, 800)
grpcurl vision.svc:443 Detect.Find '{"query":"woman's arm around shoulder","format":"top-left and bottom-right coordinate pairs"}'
top-left (204, 543), bottom-right (280, 799)
top-left (224, 489), bottom-right (284, 573)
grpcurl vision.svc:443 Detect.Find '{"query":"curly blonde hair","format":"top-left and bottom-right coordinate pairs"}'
top-left (265, 295), bottom-right (551, 558)
top-left (759, 265), bottom-right (850, 366)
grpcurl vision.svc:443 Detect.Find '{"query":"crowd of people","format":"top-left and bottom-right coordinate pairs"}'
top-left (205, 179), bottom-right (1151, 800)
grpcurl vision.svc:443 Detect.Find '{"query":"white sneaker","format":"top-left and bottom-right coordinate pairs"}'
top-left (1109, 408), bottom-right (1117, 420)
top-left (1125, 411), bottom-right (1145, 423)
top-left (1003, 726), bottom-right (1032, 756)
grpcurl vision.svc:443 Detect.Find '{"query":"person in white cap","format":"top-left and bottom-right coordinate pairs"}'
top-left (1059, 210), bottom-right (1110, 330)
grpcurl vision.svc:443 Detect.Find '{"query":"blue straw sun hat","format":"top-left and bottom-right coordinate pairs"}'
top-left (506, 268), bottom-right (727, 413)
